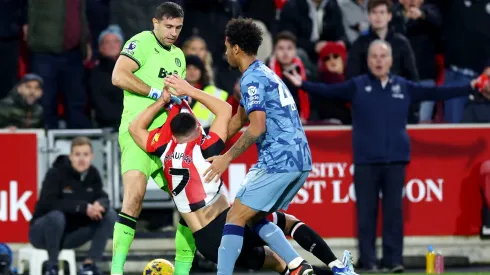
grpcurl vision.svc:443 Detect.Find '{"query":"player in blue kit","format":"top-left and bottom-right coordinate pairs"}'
top-left (203, 19), bottom-right (315, 275)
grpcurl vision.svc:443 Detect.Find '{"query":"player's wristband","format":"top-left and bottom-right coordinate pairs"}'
top-left (148, 87), bottom-right (162, 99)
top-left (170, 95), bottom-right (183, 105)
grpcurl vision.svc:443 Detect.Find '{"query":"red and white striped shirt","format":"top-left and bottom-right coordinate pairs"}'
top-left (146, 102), bottom-right (225, 213)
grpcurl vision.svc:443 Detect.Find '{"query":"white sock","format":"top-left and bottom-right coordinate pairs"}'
top-left (288, 257), bottom-right (304, 270)
top-left (328, 259), bottom-right (345, 269)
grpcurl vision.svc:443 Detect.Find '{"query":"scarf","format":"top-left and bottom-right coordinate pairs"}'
top-left (269, 56), bottom-right (310, 120)
top-left (306, 0), bottom-right (329, 42)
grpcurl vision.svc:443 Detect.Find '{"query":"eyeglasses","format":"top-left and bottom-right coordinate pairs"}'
top-left (324, 54), bottom-right (340, 61)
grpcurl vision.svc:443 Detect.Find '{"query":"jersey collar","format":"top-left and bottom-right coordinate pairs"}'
top-left (152, 31), bottom-right (171, 52)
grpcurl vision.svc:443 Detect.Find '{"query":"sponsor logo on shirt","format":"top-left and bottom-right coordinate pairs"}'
top-left (247, 86), bottom-right (258, 96)
top-left (152, 133), bottom-right (160, 145)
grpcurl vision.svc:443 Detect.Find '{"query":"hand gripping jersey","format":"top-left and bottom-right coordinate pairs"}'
top-left (146, 102), bottom-right (225, 213)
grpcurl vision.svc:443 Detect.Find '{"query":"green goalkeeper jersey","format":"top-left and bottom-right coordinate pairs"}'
top-left (118, 31), bottom-right (186, 134)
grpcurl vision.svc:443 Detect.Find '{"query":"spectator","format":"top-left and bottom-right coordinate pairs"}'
top-left (266, 31), bottom-right (311, 122)
top-left (284, 40), bottom-right (487, 273)
top-left (27, 0), bottom-right (92, 129)
top-left (89, 25), bottom-right (124, 129)
top-left (241, 0), bottom-right (278, 35)
top-left (185, 55), bottom-right (228, 130)
top-left (182, 36), bottom-right (215, 85)
top-left (346, 0), bottom-right (419, 82)
top-left (0, 74), bottom-right (44, 130)
top-left (438, 0), bottom-right (490, 123)
top-left (339, 0), bottom-right (369, 45)
top-left (278, 0), bottom-right (346, 62)
top-left (180, 0), bottom-right (241, 70)
top-left (0, 0), bottom-right (26, 99)
top-left (391, 0), bottom-right (442, 122)
top-left (314, 42), bottom-right (351, 124)
top-left (29, 137), bottom-right (116, 275)
top-left (462, 61), bottom-right (490, 123)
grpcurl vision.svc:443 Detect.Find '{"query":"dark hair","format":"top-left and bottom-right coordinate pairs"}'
top-left (170, 113), bottom-right (197, 137)
top-left (367, 0), bottom-right (393, 12)
top-left (274, 31), bottom-right (297, 47)
top-left (225, 18), bottom-right (263, 55)
top-left (155, 2), bottom-right (184, 20)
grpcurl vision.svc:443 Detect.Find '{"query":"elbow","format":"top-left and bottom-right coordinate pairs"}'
top-left (251, 121), bottom-right (266, 136)
top-left (223, 102), bottom-right (232, 119)
top-left (128, 121), bottom-right (137, 138)
top-left (112, 71), bottom-right (121, 87)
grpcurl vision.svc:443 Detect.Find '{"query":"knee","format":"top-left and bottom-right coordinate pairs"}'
top-left (226, 205), bottom-right (251, 226)
top-left (102, 208), bottom-right (118, 227)
top-left (45, 210), bottom-right (66, 229)
top-left (122, 171), bottom-right (147, 215)
top-left (283, 213), bottom-right (300, 236)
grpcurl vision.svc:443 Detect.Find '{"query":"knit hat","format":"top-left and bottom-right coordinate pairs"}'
top-left (319, 41), bottom-right (347, 62)
top-left (185, 55), bottom-right (205, 73)
top-left (19, 73), bottom-right (43, 87)
top-left (98, 24), bottom-right (124, 44)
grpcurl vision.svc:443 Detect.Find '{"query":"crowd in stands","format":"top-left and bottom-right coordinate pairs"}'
top-left (0, 0), bottom-right (489, 130)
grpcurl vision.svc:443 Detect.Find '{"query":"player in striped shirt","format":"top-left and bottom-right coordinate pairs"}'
top-left (129, 76), bottom-right (358, 275)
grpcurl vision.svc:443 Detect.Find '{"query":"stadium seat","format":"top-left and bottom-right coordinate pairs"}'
top-left (17, 246), bottom-right (76, 275)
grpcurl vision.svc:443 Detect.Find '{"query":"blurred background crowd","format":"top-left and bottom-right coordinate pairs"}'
top-left (1, 0), bottom-right (490, 131)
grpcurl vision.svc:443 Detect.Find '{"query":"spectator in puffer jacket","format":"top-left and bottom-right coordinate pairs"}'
top-left (89, 25), bottom-right (124, 129)
top-left (0, 74), bottom-right (44, 130)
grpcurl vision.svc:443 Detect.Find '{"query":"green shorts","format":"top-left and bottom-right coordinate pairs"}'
top-left (119, 131), bottom-right (168, 190)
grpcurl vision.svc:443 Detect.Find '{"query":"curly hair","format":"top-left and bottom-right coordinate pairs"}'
top-left (225, 18), bottom-right (263, 55)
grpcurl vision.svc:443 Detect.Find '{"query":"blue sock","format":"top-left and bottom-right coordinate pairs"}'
top-left (254, 218), bottom-right (302, 268)
top-left (217, 223), bottom-right (244, 275)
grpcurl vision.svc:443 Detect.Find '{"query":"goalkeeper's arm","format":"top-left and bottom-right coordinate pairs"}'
top-left (112, 55), bottom-right (152, 96)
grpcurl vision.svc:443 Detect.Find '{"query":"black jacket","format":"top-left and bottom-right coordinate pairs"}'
top-left (0, 87), bottom-right (44, 129)
top-left (31, 156), bottom-right (109, 230)
top-left (301, 73), bottom-right (473, 164)
top-left (391, 3), bottom-right (442, 80)
top-left (279, 0), bottom-right (346, 61)
top-left (346, 29), bottom-right (419, 81)
top-left (439, 0), bottom-right (490, 72)
top-left (89, 57), bottom-right (123, 129)
top-left (0, 0), bottom-right (27, 39)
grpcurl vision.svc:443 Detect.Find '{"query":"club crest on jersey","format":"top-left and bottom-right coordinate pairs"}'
top-left (175, 58), bottom-right (181, 67)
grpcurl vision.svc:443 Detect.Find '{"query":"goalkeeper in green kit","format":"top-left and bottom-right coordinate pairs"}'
top-left (111, 2), bottom-right (194, 275)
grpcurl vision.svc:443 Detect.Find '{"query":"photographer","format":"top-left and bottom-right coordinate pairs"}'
top-left (29, 137), bottom-right (116, 275)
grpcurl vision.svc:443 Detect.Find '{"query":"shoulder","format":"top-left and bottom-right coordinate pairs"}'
top-left (393, 33), bottom-right (410, 44)
top-left (88, 166), bottom-right (102, 178)
top-left (350, 36), bottom-right (370, 49)
top-left (392, 75), bottom-right (408, 84)
top-left (123, 31), bottom-right (154, 50)
top-left (33, 104), bottom-right (43, 114)
top-left (0, 95), bottom-right (14, 105)
top-left (127, 31), bottom-right (153, 43)
top-left (172, 45), bottom-right (185, 58)
top-left (338, 0), bottom-right (352, 8)
top-left (351, 75), bottom-right (369, 87)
